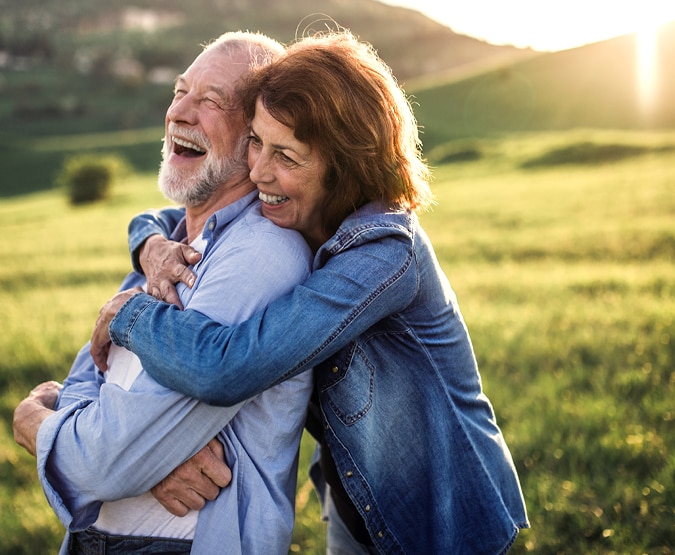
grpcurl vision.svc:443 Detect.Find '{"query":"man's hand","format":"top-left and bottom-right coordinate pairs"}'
top-left (151, 438), bottom-right (232, 516)
top-left (140, 235), bottom-right (201, 307)
top-left (13, 381), bottom-right (63, 456)
top-left (90, 287), bottom-right (143, 371)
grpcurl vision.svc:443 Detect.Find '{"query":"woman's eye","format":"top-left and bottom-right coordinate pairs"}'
top-left (279, 152), bottom-right (296, 165)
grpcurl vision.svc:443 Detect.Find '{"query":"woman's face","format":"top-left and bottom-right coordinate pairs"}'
top-left (248, 99), bottom-right (329, 250)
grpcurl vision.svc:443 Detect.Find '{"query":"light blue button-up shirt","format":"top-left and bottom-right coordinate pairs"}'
top-left (36, 191), bottom-right (314, 555)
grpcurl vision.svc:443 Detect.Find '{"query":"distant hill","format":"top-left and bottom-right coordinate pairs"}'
top-left (0, 0), bottom-right (533, 196)
top-left (1, 0), bottom-right (674, 198)
top-left (412, 20), bottom-right (675, 146)
top-left (0, 0), bottom-right (531, 80)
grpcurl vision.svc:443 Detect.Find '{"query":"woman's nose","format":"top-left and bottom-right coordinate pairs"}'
top-left (248, 150), bottom-right (272, 184)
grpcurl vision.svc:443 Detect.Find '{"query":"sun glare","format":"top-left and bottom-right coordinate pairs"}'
top-left (636, 22), bottom-right (660, 121)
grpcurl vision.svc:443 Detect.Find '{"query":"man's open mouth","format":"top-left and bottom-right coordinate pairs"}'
top-left (173, 137), bottom-right (206, 157)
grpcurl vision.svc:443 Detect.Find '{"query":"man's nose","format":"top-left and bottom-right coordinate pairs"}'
top-left (167, 95), bottom-right (198, 125)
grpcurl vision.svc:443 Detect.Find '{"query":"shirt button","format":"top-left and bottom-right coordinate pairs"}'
top-left (331, 366), bottom-right (339, 373)
top-left (208, 221), bottom-right (215, 231)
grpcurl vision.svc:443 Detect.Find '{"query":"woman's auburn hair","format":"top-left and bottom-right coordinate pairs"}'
top-left (240, 31), bottom-right (434, 237)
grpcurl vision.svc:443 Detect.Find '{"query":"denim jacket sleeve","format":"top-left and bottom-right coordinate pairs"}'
top-left (127, 207), bottom-right (185, 273)
top-left (110, 229), bottom-right (417, 406)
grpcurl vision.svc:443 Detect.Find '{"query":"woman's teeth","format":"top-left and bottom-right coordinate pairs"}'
top-left (259, 192), bottom-right (289, 205)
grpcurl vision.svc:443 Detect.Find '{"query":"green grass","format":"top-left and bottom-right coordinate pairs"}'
top-left (1, 130), bottom-right (674, 554)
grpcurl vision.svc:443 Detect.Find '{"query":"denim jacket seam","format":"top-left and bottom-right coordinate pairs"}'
top-left (328, 221), bottom-right (410, 254)
top-left (497, 526), bottom-right (523, 555)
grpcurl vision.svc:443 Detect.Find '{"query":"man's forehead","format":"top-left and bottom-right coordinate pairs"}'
top-left (178, 61), bottom-right (248, 94)
top-left (181, 50), bottom-right (249, 86)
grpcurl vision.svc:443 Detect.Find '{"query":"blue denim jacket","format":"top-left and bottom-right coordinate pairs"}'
top-left (117, 202), bottom-right (529, 554)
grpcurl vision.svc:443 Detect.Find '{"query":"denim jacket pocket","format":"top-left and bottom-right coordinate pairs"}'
top-left (317, 343), bottom-right (374, 426)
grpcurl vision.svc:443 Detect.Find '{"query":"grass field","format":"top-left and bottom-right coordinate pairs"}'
top-left (1, 130), bottom-right (673, 554)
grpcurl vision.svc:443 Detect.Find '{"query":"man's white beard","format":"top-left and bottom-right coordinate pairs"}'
top-left (158, 135), bottom-right (249, 208)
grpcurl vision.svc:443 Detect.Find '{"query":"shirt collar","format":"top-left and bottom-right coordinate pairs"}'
top-left (169, 190), bottom-right (259, 245)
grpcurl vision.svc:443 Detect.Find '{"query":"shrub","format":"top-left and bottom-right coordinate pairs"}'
top-left (428, 140), bottom-right (483, 165)
top-left (56, 153), bottom-right (129, 205)
top-left (520, 141), bottom-right (675, 168)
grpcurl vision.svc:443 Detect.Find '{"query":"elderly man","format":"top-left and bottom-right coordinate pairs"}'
top-left (13, 31), bottom-right (313, 555)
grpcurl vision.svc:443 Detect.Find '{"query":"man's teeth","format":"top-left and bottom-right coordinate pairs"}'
top-left (259, 192), bottom-right (289, 205)
top-left (173, 137), bottom-right (206, 153)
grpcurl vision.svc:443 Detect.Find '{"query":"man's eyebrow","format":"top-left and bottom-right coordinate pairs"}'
top-left (208, 85), bottom-right (231, 102)
top-left (172, 77), bottom-right (231, 103)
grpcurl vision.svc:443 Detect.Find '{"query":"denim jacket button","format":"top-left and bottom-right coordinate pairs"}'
top-left (377, 531), bottom-right (384, 538)
top-left (331, 366), bottom-right (339, 373)
top-left (365, 505), bottom-right (371, 512)
top-left (346, 471), bottom-right (353, 478)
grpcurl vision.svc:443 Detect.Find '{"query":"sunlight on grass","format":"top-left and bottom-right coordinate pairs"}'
top-left (1, 130), bottom-right (673, 554)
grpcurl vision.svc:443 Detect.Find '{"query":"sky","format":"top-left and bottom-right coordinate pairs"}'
top-left (378, 0), bottom-right (675, 51)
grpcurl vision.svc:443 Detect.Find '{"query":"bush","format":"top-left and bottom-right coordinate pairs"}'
top-left (56, 154), bottom-right (129, 205)
top-left (428, 140), bottom-right (483, 165)
top-left (520, 141), bottom-right (675, 168)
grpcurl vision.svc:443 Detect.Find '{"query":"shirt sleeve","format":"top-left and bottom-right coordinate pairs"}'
top-left (127, 207), bottom-right (185, 273)
top-left (56, 272), bottom-right (147, 409)
top-left (110, 231), bottom-right (417, 406)
top-left (55, 343), bottom-right (104, 409)
top-left (37, 376), bottom-right (243, 530)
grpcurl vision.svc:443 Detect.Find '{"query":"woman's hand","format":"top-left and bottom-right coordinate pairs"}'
top-left (140, 235), bottom-right (202, 307)
top-left (90, 288), bottom-right (143, 371)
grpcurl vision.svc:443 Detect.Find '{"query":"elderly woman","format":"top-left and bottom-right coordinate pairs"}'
top-left (93, 31), bottom-right (529, 554)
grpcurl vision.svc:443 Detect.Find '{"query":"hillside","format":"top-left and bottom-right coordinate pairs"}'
top-left (3, 1), bottom-right (675, 198)
top-left (0, 0), bottom-right (533, 196)
top-left (1, 0), bottom-right (530, 80)
top-left (412, 20), bottom-right (675, 146)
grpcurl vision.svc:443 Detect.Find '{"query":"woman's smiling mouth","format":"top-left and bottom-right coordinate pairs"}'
top-left (259, 191), bottom-right (290, 205)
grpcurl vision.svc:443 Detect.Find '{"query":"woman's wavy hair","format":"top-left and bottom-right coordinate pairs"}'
top-left (240, 30), bottom-right (433, 237)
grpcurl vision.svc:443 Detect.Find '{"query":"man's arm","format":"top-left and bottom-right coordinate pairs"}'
top-left (37, 373), bottom-right (244, 529)
top-left (14, 377), bottom-right (229, 517)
